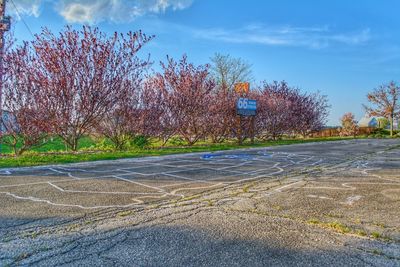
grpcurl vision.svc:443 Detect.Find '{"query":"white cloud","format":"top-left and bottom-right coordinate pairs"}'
top-left (57, 0), bottom-right (193, 24)
top-left (7, 0), bottom-right (43, 19)
top-left (192, 24), bottom-right (371, 49)
top-left (329, 29), bottom-right (370, 45)
top-left (7, 0), bottom-right (193, 24)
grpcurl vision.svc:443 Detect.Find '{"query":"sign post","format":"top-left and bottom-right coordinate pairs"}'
top-left (235, 97), bottom-right (257, 145)
top-left (234, 82), bottom-right (257, 145)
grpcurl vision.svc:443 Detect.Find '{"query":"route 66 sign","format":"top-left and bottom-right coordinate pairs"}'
top-left (236, 98), bottom-right (257, 116)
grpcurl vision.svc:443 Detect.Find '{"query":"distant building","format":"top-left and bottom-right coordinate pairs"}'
top-left (358, 116), bottom-right (378, 127)
top-left (358, 114), bottom-right (399, 129)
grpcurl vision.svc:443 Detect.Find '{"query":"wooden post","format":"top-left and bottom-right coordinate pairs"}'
top-left (237, 115), bottom-right (242, 145)
top-left (250, 116), bottom-right (255, 144)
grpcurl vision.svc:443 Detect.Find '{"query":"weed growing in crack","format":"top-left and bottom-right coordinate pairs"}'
top-left (355, 229), bottom-right (367, 237)
top-left (371, 232), bottom-right (382, 239)
top-left (372, 222), bottom-right (386, 228)
top-left (205, 200), bottom-right (214, 206)
top-left (117, 211), bottom-right (133, 217)
top-left (15, 253), bottom-right (30, 262)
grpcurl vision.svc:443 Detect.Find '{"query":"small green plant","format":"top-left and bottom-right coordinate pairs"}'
top-left (372, 222), bottom-right (386, 228)
top-left (242, 182), bottom-right (255, 193)
top-left (355, 229), bottom-right (367, 237)
top-left (117, 211), bottom-right (133, 217)
top-left (22, 230), bottom-right (40, 239)
top-left (180, 194), bottom-right (200, 202)
top-left (308, 219), bottom-right (351, 234)
top-left (205, 199), bottom-right (214, 206)
top-left (372, 249), bottom-right (383, 256)
top-left (308, 218), bottom-right (321, 225)
top-left (327, 222), bottom-right (351, 234)
top-left (30, 231), bottom-right (38, 239)
top-left (230, 191), bottom-right (241, 197)
top-left (65, 224), bottom-right (80, 232)
top-left (371, 232), bottom-right (381, 239)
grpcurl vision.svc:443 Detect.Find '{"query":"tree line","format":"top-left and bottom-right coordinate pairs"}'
top-left (338, 81), bottom-right (400, 137)
top-left (1, 26), bottom-right (329, 155)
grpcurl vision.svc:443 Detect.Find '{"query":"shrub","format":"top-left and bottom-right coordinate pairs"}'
top-left (169, 136), bottom-right (185, 146)
top-left (131, 135), bottom-right (150, 149)
top-left (370, 128), bottom-right (391, 137)
top-left (94, 138), bottom-right (114, 151)
top-left (338, 112), bottom-right (359, 137)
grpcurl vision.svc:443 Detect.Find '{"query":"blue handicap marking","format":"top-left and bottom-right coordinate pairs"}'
top-left (225, 154), bottom-right (252, 160)
top-left (202, 153), bottom-right (223, 159)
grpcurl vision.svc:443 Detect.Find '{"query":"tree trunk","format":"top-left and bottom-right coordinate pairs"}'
top-left (13, 146), bottom-right (18, 157)
top-left (390, 115), bottom-right (394, 137)
top-left (64, 136), bottom-right (79, 152)
top-left (115, 141), bottom-right (124, 151)
top-left (161, 137), bottom-right (168, 147)
top-left (11, 136), bottom-right (18, 157)
top-left (16, 146), bottom-right (26, 157)
top-left (237, 116), bottom-right (242, 145)
top-left (72, 138), bottom-right (78, 151)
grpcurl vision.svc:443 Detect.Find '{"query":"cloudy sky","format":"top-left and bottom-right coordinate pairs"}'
top-left (6, 0), bottom-right (400, 125)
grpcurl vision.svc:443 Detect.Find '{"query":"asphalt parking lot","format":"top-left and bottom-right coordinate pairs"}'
top-left (0, 139), bottom-right (399, 266)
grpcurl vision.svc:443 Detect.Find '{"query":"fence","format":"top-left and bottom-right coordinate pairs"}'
top-left (310, 127), bottom-right (375, 138)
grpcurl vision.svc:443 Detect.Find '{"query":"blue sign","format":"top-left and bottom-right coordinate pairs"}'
top-left (236, 98), bottom-right (257, 116)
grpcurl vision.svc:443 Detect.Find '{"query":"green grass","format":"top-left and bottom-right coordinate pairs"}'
top-left (326, 221), bottom-right (351, 234)
top-left (371, 232), bottom-right (382, 239)
top-left (308, 219), bottom-right (357, 235)
top-left (355, 229), bottom-right (367, 237)
top-left (0, 136), bottom-right (97, 154)
top-left (117, 211), bottom-right (133, 217)
top-left (242, 182), bottom-right (255, 193)
top-left (0, 136), bottom-right (356, 168)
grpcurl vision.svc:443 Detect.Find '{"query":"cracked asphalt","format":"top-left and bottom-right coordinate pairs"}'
top-left (0, 139), bottom-right (399, 266)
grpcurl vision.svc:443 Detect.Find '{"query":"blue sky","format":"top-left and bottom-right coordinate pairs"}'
top-left (6, 0), bottom-right (400, 125)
